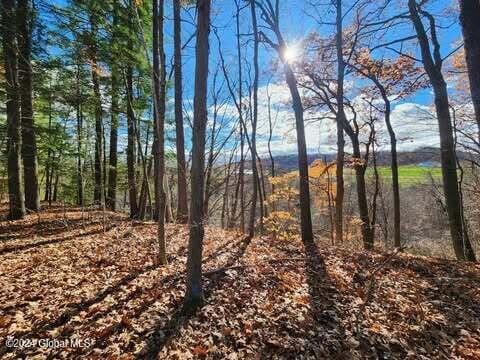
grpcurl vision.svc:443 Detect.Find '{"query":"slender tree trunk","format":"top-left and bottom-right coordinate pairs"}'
top-left (89, 15), bottom-right (104, 207)
top-left (76, 64), bottom-right (84, 206)
top-left (229, 128), bottom-right (243, 229)
top-left (267, 90), bottom-right (276, 199)
top-left (52, 170), bottom-right (59, 202)
top-left (2, 0), bottom-right (25, 219)
top-left (283, 64), bottom-right (314, 244)
top-left (239, 129), bottom-right (245, 232)
top-left (383, 99), bottom-right (401, 248)
top-left (351, 137), bottom-right (374, 249)
top-left (248, 0), bottom-right (259, 239)
top-left (138, 125), bottom-right (152, 219)
top-left (153, 0), bottom-right (167, 265)
top-left (257, 153), bottom-right (267, 220)
top-left (107, 0), bottom-right (120, 211)
top-left (17, 0), bottom-right (39, 211)
top-left (44, 93), bottom-right (53, 204)
top-left (184, 0), bottom-right (211, 310)
top-left (126, 66), bottom-right (139, 218)
top-left (221, 145), bottom-right (236, 228)
top-left (232, 2), bottom-right (245, 233)
top-left (256, 0), bottom-right (313, 244)
top-left (459, 0), bottom-right (480, 141)
top-left (203, 110), bottom-right (216, 218)
top-left (370, 128), bottom-right (379, 242)
top-left (335, 0), bottom-right (345, 244)
top-left (139, 157), bottom-right (153, 219)
top-left (409, 0), bottom-right (476, 261)
top-left (173, 0), bottom-right (189, 223)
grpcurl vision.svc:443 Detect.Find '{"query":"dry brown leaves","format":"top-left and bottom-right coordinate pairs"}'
top-left (0, 205), bottom-right (479, 359)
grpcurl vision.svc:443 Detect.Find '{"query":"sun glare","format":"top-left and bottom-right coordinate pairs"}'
top-left (283, 44), bottom-right (300, 64)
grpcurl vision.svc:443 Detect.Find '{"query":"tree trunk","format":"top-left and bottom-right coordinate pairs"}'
top-left (283, 64), bottom-right (314, 244)
top-left (335, 0), bottom-right (345, 244)
top-left (75, 64), bottom-right (84, 206)
top-left (2, 0), bottom-right (26, 219)
top-left (173, 0), bottom-right (189, 223)
top-left (409, 0), bottom-right (476, 261)
top-left (459, 0), bottom-right (480, 141)
top-left (107, 0), bottom-right (120, 211)
top-left (126, 65), bottom-right (139, 218)
top-left (267, 90), bottom-right (276, 198)
top-left (184, 0), bottom-right (211, 310)
top-left (89, 15), bottom-right (104, 207)
top-left (248, 0), bottom-right (259, 239)
top-left (17, 0), bottom-right (39, 211)
top-left (351, 137), bottom-right (374, 249)
top-left (153, 0), bottom-right (167, 265)
top-left (203, 108), bottom-right (216, 218)
top-left (383, 98), bottom-right (401, 248)
top-left (44, 92), bottom-right (53, 204)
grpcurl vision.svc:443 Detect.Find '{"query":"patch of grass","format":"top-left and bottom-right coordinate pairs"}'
top-left (368, 165), bottom-right (442, 185)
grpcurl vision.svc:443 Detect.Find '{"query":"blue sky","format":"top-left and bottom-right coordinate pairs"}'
top-left (41, 0), bottom-right (468, 158)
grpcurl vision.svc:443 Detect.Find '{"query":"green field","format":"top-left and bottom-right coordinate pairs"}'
top-left (367, 165), bottom-right (442, 185)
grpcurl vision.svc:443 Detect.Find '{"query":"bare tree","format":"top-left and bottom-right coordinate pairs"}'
top-left (2, 0), bottom-right (26, 219)
top-left (248, 0), bottom-right (260, 239)
top-left (256, 0), bottom-right (314, 244)
top-left (88, 10), bottom-right (104, 207)
top-left (173, 0), bottom-right (189, 223)
top-left (183, 0), bottom-right (212, 309)
top-left (459, 0), bottom-right (480, 141)
top-left (17, 0), bottom-right (39, 211)
top-left (333, 0), bottom-right (346, 245)
top-left (107, 0), bottom-right (120, 211)
top-left (408, 0), bottom-right (476, 261)
top-left (153, 0), bottom-right (167, 264)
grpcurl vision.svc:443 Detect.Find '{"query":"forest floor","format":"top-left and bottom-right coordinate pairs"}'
top-left (0, 205), bottom-right (479, 359)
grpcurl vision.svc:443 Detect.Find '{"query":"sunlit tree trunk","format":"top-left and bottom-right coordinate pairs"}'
top-left (409, 0), bottom-right (476, 261)
top-left (17, 0), bottom-right (39, 211)
top-left (107, 0), bottom-right (120, 211)
top-left (153, 0), bottom-right (167, 264)
top-left (75, 63), bottom-right (84, 206)
top-left (184, 0), bottom-right (211, 310)
top-left (126, 65), bottom-right (139, 218)
top-left (248, 0), bottom-right (259, 239)
top-left (2, 0), bottom-right (25, 219)
top-left (459, 0), bottom-right (480, 141)
top-left (335, 0), bottom-right (345, 244)
top-left (89, 14), bottom-right (104, 207)
top-left (173, 0), bottom-right (189, 223)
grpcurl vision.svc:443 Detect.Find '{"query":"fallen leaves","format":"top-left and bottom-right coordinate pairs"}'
top-left (0, 206), bottom-right (479, 359)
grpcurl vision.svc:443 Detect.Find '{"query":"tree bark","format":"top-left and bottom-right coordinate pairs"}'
top-left (2, 0), bottom-right (26, 219)
top-left (75, 64), bottom-right (84, 206)
top-left (335, 0), bottom-right (345, 244)
top-left (126, 65), bottom-right (139, 218)
top-left (184, 0), bottom-right (211, 310)
top-left (283, 64), bottom-right (314, 244)
top-left (409, 0), bottom-right (476, 261)
top-left (107, 0), bottom-right (120, 211)
top-left (17, 0), bottom-right (39, 211)
top-left (89, 14), bottom-right (104, 207)
top-left (382, 95), bottom-right (401, 248)
top-left (248, 0), bottom-right (259, 239)
top-left (459, 0), bottom-right (480, 141)
top-left (173, 0), bottom-right (189, 223)
top-left (351, 136), bottom-right (374, 249)
top-left (153, 0), bottom-right (167, 265)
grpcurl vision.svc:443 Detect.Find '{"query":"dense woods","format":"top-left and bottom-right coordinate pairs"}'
top-left (0, 0), bottom-right (479, 358)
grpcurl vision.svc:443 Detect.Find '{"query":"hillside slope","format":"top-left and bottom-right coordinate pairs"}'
top-left (0, 206), bottom-right (479, 359)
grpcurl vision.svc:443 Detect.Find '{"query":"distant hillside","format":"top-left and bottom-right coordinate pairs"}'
top-left (256, 147), bottom-right (476, 172)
